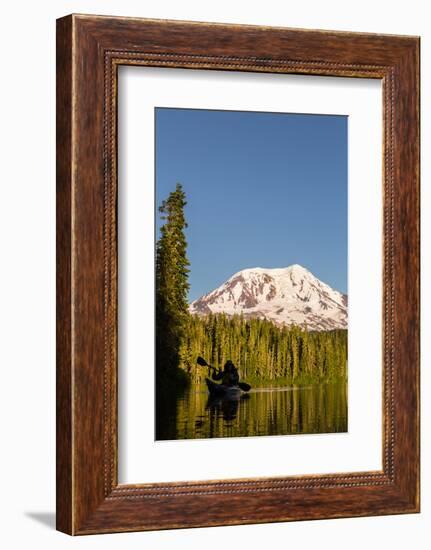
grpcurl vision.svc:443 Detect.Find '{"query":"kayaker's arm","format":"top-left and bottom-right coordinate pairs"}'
top-left (211, 368), bottom-right (224, 381)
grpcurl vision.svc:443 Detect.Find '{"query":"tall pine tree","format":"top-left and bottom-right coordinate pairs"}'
top-left (155, 183), bottom-right (190, 389)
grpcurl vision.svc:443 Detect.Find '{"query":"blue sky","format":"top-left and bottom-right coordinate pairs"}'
top-left (155, 108), bottom-right (347, 301)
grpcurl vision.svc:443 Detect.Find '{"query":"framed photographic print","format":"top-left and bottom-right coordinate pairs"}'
top-left (56, 15), bottom-right (420, 534)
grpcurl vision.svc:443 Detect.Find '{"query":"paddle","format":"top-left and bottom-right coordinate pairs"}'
top-left (196, 356), bottom-right (251, 392)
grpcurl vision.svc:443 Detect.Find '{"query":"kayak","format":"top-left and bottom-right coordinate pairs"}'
top-left (205, 378), bottom-right (242, 398)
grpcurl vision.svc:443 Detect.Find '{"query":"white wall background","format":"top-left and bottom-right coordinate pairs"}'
top-left (0, 1), bottom-right (427, 548)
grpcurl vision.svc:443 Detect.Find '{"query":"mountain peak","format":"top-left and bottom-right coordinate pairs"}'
top-left (288, 263), bottom-right (308, 272)
top-left (230, 264), bottom-right (310, 279)
top-left (190, 264), bottom-right (347, 331)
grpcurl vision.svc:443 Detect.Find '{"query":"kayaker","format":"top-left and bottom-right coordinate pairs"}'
top-left (211, 360), bottom-right (240, 387)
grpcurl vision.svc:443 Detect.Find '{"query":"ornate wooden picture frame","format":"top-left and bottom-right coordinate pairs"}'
top-left (56, 14), bottom-right (420, 534)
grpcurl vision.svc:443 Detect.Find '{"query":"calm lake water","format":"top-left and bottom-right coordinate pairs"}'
top-left (156, 382), bottom-right (347, 440)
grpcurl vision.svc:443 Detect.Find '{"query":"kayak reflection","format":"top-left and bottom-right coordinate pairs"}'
top-left (206, 393), bottom-right (250, 423)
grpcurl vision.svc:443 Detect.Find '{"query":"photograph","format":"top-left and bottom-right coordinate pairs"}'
top-left (155, 107), bottom-right (348, 441)
top-left (0, 2), bottom-right (422, 543)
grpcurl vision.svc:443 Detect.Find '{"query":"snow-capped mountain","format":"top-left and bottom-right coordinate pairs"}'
top-left (189, 264), bottom-right (347, 331)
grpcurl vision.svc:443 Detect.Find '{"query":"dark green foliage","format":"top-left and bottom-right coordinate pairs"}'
top-left (180, 313), bottom-right (347, 385)
top-left (155, 183), bottom-right (191, 390)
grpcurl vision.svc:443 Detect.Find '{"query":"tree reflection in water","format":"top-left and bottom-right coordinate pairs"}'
top-left (156, 382), bottom-right (347, 441)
